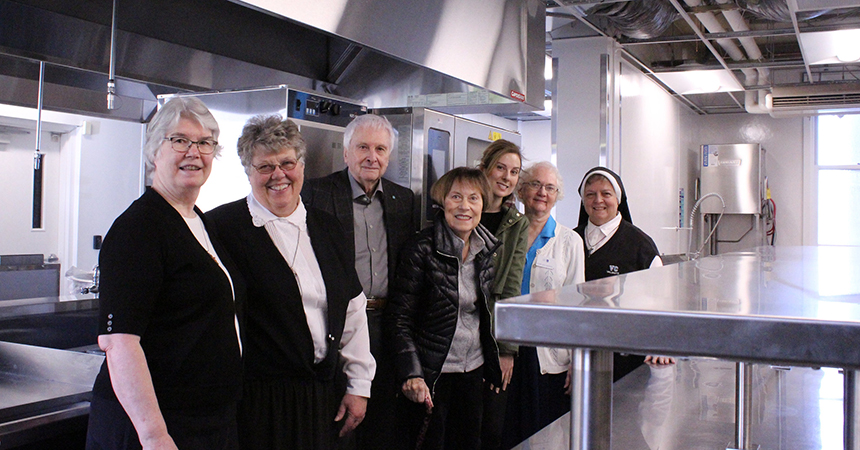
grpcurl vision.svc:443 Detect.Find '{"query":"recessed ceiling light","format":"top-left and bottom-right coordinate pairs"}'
top-left (799, 29), bottom-right (860, 65)
top-left (836, 30), bottom-right (860, 62)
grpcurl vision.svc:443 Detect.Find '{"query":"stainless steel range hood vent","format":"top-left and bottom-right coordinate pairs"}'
top-left (235, 0), bottom-right (546, 112)
top-left (0, 0), bottom-right (545, 121)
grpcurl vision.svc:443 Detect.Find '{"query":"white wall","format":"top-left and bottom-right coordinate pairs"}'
top-left (553, 37), bottom-right (615, 228)
top-left (616, 61), bottom-right (698, 255)
top-left (76, 119), bottom-right (147, 269)
top-left (518, 119), bottom-right (552, 165)
top-left (0, 106), bottom-right (144, 282)
top-left (0, 129), bottom-right (62, 257)
top-left (549, 37), bottom-right (804, 256)
top-left (551, 37), bottom-right (696, 254)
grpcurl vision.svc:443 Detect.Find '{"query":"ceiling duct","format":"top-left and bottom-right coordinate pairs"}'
top-left (767, 82), bottom-right (860, 116)
top-left (738, 0), bottom-right (831, 22)
top-left (586, 0), bottom-right (678, 39)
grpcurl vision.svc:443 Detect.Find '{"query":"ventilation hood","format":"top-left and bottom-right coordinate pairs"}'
top-left (0, 0), bottom-right (545, 123)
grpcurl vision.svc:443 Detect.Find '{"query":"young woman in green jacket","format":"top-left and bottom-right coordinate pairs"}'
top-left (477, 139), bottom-right (529, 450)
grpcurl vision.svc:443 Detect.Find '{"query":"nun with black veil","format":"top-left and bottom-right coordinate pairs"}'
top-left (573, 167), bottom-right (674, 381)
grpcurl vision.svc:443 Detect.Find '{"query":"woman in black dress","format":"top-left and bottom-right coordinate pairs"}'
top-left (86, 97), bottom-right (242, 450)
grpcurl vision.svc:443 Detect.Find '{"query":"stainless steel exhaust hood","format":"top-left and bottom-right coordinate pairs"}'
top-left (236, 0), bottom-right (546, 112)
top-left (0, 0), bottom-right (545, 122)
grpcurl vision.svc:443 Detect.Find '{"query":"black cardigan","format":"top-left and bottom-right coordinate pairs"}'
top-left (574, 219), bottom-right (659, 281)
top-left (208, 198), bottom-right (363, 381)
top-left (93, 188), bottom-right (242, 410)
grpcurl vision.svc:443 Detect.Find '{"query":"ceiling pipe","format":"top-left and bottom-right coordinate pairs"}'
top-left (682, 0), bottom-right (770, 114)
top-left (715, 0), bottom-right (771, 114)
top-left (668, 0), bottom-right (736, 73)
top-left (106, 0), bottom-right (118, 110)
top-left (683, 0), bottom-right (746, 60)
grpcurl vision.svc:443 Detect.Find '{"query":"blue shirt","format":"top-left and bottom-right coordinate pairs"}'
top-left (521, 215), bottom-right (556, 295)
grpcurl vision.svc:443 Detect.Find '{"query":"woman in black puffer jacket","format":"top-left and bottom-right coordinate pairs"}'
top-left (386, 167), bottom-right (503, 450)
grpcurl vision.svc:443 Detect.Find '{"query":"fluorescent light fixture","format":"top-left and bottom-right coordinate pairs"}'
top-left (799, 29), bottom-right (860, 64)
top-left (545, 55), bottom-right (553, 80)
top-left (653, 70), bottom-right (744, 95)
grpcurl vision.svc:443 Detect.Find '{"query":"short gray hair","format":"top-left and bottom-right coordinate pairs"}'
top-left (236, 115), bottom-right (306, 175)
top-left (144, 97), bottom-right (221, 176)
top-left (518, 161), bottom-right (565, 201)
top-left (343, 114), bottom-right (397, 151)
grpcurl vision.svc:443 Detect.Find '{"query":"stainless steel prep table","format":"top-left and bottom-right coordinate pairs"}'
top-left (0, 341), bottom-right (104, 448)
top-left (514, 358), bottom-right (844, 450)
top-left (495, 246), bottom-right (860, 450)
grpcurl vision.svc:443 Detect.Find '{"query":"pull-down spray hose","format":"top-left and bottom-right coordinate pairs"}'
top-left (686, 192), bottom-right (725, 261)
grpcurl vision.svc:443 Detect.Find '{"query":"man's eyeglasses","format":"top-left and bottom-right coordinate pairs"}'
top-left (524, 181), bottom-right (559, 194)
top-left (164, 136), bottom-right (218, 155)
top-left (253, 159), bottom-right (299, 175)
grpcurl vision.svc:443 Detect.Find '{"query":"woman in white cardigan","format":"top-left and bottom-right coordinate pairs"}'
top-left (502, 161), bottom-right (585, 448)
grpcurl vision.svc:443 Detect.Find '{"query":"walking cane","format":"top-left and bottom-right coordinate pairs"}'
top-left (414, 397), bottom-right (433, 450)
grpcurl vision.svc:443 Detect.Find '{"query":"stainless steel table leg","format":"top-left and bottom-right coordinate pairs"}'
top-left (570, 348), bottom-right (612, 450)
top-left (845, 369), bottom-right (860, 450)
top-left (732, 361), bottom-right (754, 450)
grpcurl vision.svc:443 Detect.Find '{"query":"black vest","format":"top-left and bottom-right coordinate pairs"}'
top-left (575, 220), bottom-right (659, 281)
top-left (208, 199), bottom-right (363, 381)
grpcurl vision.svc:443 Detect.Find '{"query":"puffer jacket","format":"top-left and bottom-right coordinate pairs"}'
top-left (386, 214), bottom-right (503, 396)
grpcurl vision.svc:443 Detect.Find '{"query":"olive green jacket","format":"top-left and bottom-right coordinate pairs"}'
top-left (489, 205), bottom-right (529, 355)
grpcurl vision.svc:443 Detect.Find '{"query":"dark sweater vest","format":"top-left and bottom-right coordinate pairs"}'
top-left (208, 199), bottom-right (362, 382)
top-left (574, 220), bottom-right (659, 281)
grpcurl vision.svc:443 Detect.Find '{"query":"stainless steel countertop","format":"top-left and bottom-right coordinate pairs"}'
top-left (0, 341), bottom-right (104, 423)
top-left (495, 246), bottom-right (860, 369)
top-left (0, 294), bottom-right (98, 319)
top-left (514, 358), bottom-right (843, 450)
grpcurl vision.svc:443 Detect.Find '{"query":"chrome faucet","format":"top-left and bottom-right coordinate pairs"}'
top-left (81, 264), bottom-right (100, 295)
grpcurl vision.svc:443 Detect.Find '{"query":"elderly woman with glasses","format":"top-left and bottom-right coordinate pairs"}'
top-left (86, 97), bottom-right (242, 450)
top-left (208, 115), bottom-right (374, 450)
top-left (386, 167), bottom-right (503, 450)
top-left (502, 161), bottom-right (585, 449)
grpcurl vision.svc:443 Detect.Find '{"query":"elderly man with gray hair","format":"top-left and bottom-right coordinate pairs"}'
top-left (302, 113), bottom-right (419, 449)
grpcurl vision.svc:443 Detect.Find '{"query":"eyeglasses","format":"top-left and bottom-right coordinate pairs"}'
top-left (164, 136), bottom-right (218, 155)
top-left (253, 159), bottom-right (299, 175)
top-left (524, 181), bottom-right (559, 194)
